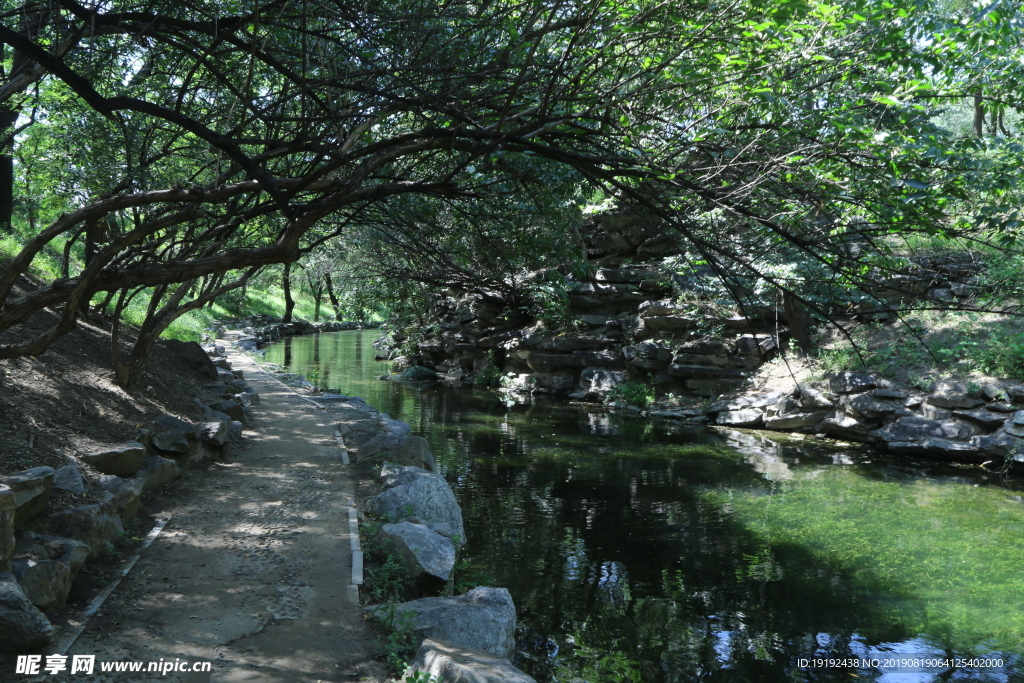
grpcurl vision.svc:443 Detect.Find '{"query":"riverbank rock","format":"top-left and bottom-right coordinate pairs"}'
top-left (381, 521), bottom-right (457, 584)
top-left (367, 466), bottom-right (464, 540)
top-left (11, 534), bottom-right (89, 609)
top-left (829, 372), bottom-right (876, 394)
top-left (162, 339), bottom-right (217, 379)
top-left (0, 572), bottom-right (53, 652)
top-left (572, 367), bottom-right (627, 401)
top-left (871, 416), bottom-right (976, 444)
top-left (358, 434), bottom-right (437, 472)
top-left (410, 639), bottom-right (537, 683)
top-left (81, 442), bottom-right (147, 477)
top-left (370, 587), bottom-right (517, 659)
top-left (1, 467), bottom-right (54, 522)
top-left (399, 366), bottom-right (441, 382)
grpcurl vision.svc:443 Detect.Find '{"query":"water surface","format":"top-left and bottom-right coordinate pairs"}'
top-left (266, 331), bottom-right (1024, 682)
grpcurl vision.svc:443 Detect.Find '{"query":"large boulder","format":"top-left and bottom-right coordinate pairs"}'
top-left (381, 521), bottom-right (457, 584)
top-left (0, 486), bottom-right (14, 573)
top-left (25, 492), bottom-right (123, 559)
top-left (366, 468), bottom-right (464, 541)
top-left (358, 434), bottom-right (436, 472)
top-left (398, 366), bottom-right (441, 382)
top-left (152, 415), bottom-right (202, 454)
top-left (926, 381), bottom-right (983, 409)
top-left (842, 394), bottom-right (903, 420)
top-left (715, 409), bottom-right (764, 428)
top-left (11, 534), bottom-right (90, 609)
top-left (136, 455), bottom-right (182, 491)
top-left (0, 572), bottom-right (53, 652)
top-left (371, 587), bottom-right (517, 659)
top-left (1, 467), bottom-right (54, 522)
top-left (161, 339), bottom-right (217, 379)
top-left (80, 442), bottom-right (147, 477)
top-left (410, 639), bottom-right (537, 683)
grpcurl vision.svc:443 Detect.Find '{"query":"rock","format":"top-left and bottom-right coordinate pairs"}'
top-left (381, 521), bottom-right (457, 583)
top-left (921, 403), bottom-right (952, 421)
top-left (843, 394), bottom-right (902, 420)
top-left (926, 391), bottom-right (983, 409)
top-left (0, 572), bottom-right (53, 652)
top-left (575, 367), bottom-right (627, 400)
top-left (370, 587), bottom-right (516, 659)
top-left (208, 399), bottom-right (249, 425)
top-left (952, 409), bottom-right (1009, 429)
top-left (136, 455), bottom-right (182, 491)
top-left (525, 353), bottom-right (580, 373)
top-left (80, 442), bottom-right (147, 477)
top-left (229, 421), bottom-right (243, 442)
top-left (929, 287), bottom-right (955, 302)
top-left (1003, 411), bottom-right (1024, 438)
top-left (358, 434), bottom-right (436, 472)
top-left (1006, 385), bottom-right (1024, 403)
top-left (829, 372), bottom-right (876, 394)
top-left (715, 409), bottom-right (764, 428)
top-left (52, 464), bottom-right (86, 496)
top-left (0, 487), bottom-right (14, 573)
top-left (161, 339), bottom-right (217, 379)
top-left (594, 268), bottom-right (647, 284)
top-left (972, 432), bottom-right (1023, 458)
top-left (399, 366), bottom-right (441, 382)
top-left (11, 535), bottom-right (89, 609)
top-left (1, 467), bottom-right (54, 522)
top-left (887, 438), bottom-right (981, 460)
top-left (794, 385), bottom-right (834, 409)
top-left (763, 412), bottom-right (827, 430)
top-left (820, 411), bottom-right (877, 441)
top-left (871, 416), bottom-right (977, 443)
top-left (200, 419), bottom-right (231, 447)
top-left (873, 388), bottom-right (908, 400)
top-left (982, 383), bottom-right (1006, 401)
top-left (410, 639), bottom-right (537, 683)
top-left (339, 418), bottom-right (386, 447)
top-left (667, 364), bottom-right (746, 379)
top-left (97, 476), bottom-right (144, 521)
top-left (709, 391), bottom-right (784, 413)
top-left (987, 402), bottom-right (1017, 413)
top-left (641, 316), bottom-right (696, 334)
top-left (735, 334), bottom-right (778, 356)
top-left (26, 492), bottom-right (123, 559)
top-left (366, 470), bottom-right (464, 541)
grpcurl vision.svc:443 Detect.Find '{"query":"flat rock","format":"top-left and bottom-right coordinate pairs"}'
top-left (80, 442), bottom-right (147, 477)
top-left (411, 638), bottom-right (537, 683)
top-left (0, 572), bottom-right (53, 652)
top-left (829, 372), bottom-right (876, 394)
top-left (952, 409), bottom-right (1008, 429)
top-left (887, 438), bottom-right (981, 461)
top-left (871, 416), bottom-right (977, 443)
top-left (794, 385), bottom-right (834, 409)
top-left (709, 391), bottom-right (783, 413)
top-left (1003, 411), bottom-right (1024, 437)
top-left (926, 391), bottom-right (983, 409)
top-left (972, 432), bottom-right (1023, 458)
top-left (820, 411), bottom-right (877, 441)
top-left (369, 587), bottom-right (516, 659)
top-left (1, 467), bottom-right (54, 521)
top-left (381, 521), bottom-right (457, 583)
top-left (715, 409), bottom-right (763, 428)
top-left (763, 411), bottom-right (827, 430)
top-left (843, 394), bottom-right (902, 420)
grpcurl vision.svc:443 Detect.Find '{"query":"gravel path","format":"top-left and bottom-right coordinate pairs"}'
top-left (49, 342), bottom-right (388, 683)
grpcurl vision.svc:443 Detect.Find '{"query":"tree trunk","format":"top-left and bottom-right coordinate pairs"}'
top-left (782, 291), bottom-right (812, 357)
top-left (282, 263), bottom-right (295, 323)
top-left (0, 110), bottom-right (17, 233)
top-left (324, 273), bottom-right (341, 320)
top-left (313, 288), bottom-right (322, 321)
top-left (974, 91), bottom-right (985, 138)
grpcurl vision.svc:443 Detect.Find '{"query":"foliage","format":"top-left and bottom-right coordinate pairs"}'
top-left (605, 380), bottom-right (658, 410)
top-left (474, 351), bottom-right (503, 388)
top-left (374, 604), bottom-right (420, 675)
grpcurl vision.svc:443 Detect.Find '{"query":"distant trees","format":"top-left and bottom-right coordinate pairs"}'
top-left (0, 0), bottom-right (1022, 382)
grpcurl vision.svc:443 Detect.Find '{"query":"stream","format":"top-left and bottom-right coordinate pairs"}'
top-left (265, 330), bottom-right (1024, 683)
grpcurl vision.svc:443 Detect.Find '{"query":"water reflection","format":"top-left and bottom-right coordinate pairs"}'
top-left (266, 332), bottom-right (1024, 682)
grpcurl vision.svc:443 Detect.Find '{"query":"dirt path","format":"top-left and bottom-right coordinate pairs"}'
top-left (51, 343), bottom-right (388, 683)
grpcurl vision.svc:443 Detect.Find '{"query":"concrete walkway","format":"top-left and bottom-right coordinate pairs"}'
top-left (55, 343), bottom-right (387, 682)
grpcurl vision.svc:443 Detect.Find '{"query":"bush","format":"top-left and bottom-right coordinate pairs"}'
top-left (606, 380), bottom-right (657, 409)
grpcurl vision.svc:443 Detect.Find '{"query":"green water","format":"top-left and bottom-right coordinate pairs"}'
top-left (265, 331), bottom-right (1024, 682)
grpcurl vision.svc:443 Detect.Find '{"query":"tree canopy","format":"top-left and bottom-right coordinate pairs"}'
top-left (1, 0), bottom-right (1023, 382)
